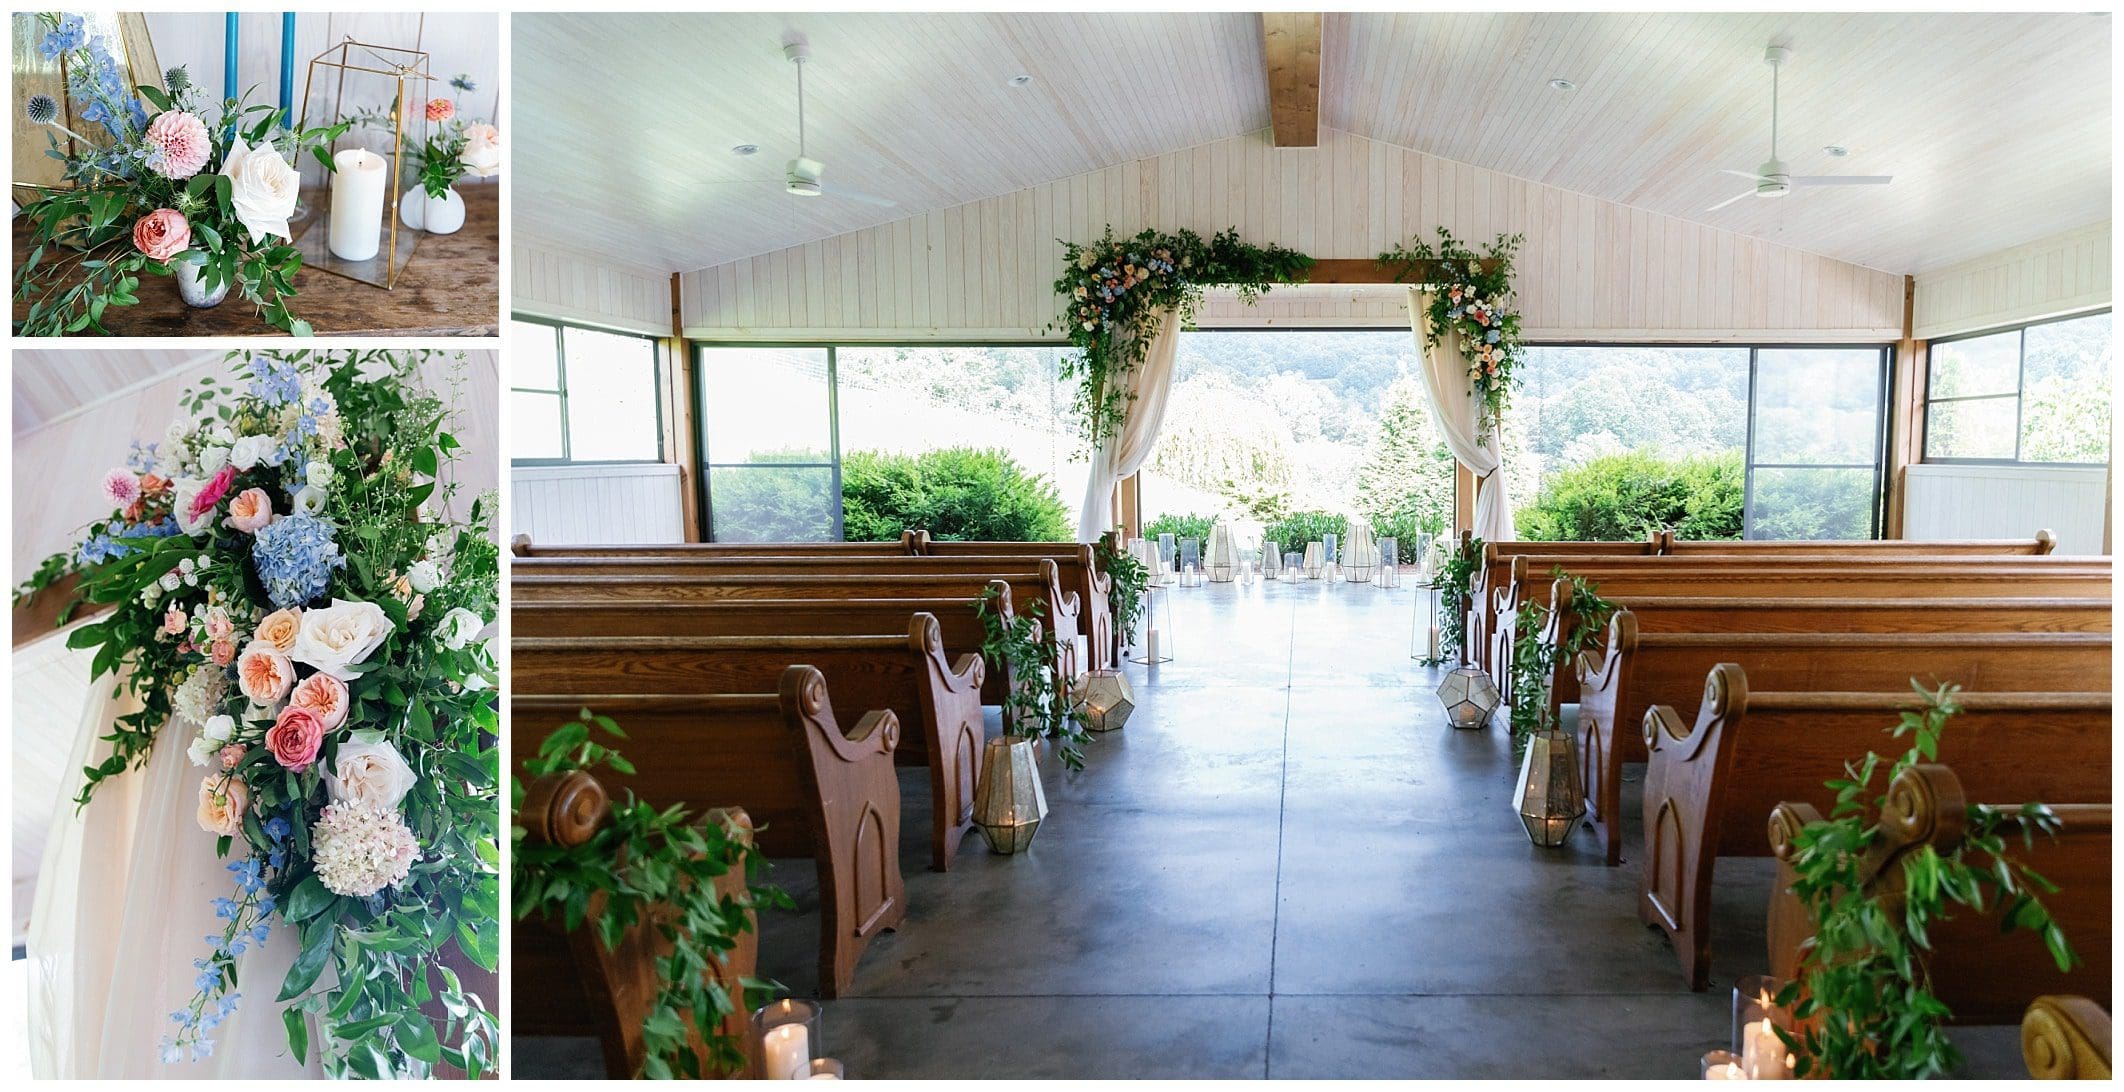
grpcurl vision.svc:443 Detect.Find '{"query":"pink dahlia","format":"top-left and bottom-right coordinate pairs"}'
top-left (144, 110), bottom-right (211, 179)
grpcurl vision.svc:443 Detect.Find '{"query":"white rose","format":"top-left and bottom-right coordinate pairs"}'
top-left (323, 739), bottom-right (418, 811)
top-left (203, 713), bottom-right (235, 743)
top-left (230, 435), bottom-right (273, 471)
top-left (293, 485), bottom-right (327, 515)
top-left (305, 460), bottom-right (334, 487)
top-left (165, 422), bottom-right (189, 445)
top-left (198, 445), bottom-right (230, 474)
top-left (290, 598), bottom-right (395, 680)
top-left (170, 477), bottom-right (215, 536)
top-left (458, 122), bottom-right (501, 179)
top-left (210, 425), bottom-right (234, 445)
top-left (407, 558), bottom-right (443, 594)
top-left (436, 606), bottom-right (483, 650)
top-left (220, 136), bottom-right (301, 244)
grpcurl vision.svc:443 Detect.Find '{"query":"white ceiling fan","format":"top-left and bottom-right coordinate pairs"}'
top-left (710, 39), bottom-right (897, 207)
top-left (1706, 44), bottom-right (1891, 213)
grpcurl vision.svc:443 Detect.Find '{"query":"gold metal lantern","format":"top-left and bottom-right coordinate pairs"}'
top-left (1436, 666), bottom-right (1499, 729)
top-left (1515, 726), bottom-right (1587, 846)
top-left (1073, 669), bottom-right (1135, 733)
top-left (973, 735), bottom-right (1048, 853)
top-left (293, 37), bottom-right (435, 288)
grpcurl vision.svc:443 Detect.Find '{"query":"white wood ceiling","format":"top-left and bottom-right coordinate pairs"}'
top-left (516, 12), bottom-right (2109, 277)
top-left (13, 348), bottom-right (222, 435)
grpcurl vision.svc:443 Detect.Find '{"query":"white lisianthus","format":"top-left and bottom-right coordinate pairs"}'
top-left (407, 558), bottom-right (443, 594)
top-left (291, 598), bottom-right (395, 680)
top-left (159, 570), bottom-right (184, 592)
top-left (165, 421), bottom-right (189, 445)
top-left (323, 739), bottom-right (418, 810)
top-left (436, 606), bottom-right (484, 650)
top-left (210, 424), bottom-right (234, 445)
top-left (186, 734), bottom-right (219, 767)
top-left (229, 435), bottom-right (274, 471)
top-left (220, 136), bottom-right (301, 243)
top-left (305, 459), bottom-right (335, 487)
top-left (170, 477), bottom-right (214, 536)
top-left (293, 484), bottom-right (328, 515)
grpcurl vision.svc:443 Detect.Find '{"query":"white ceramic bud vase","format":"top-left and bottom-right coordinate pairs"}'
top-left (398, 186), bottom-right (466, 235)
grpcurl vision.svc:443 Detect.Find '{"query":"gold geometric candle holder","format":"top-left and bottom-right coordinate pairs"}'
top-left (293, 37), bottom-right (434, 288)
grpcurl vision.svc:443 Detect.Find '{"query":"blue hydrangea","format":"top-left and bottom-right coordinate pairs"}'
top-left (250, 513), bottom-right (344, 608)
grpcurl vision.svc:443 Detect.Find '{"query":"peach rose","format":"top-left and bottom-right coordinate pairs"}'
top-left (133, 208), bottom-right (191, 261)
top-left (288, 672), bottom-right (350, 730)
top-left (209, 638), bottom-right (236, 666)
top-left (224, 487), bottom-right (276, 534)
top-left (265, 706), bottom-right (327, 771)
top-left (254, 607), bottom-right (302, 652)
top-left (196, 774), bottom-right (249, 836)
top-left (236, 641), bottom-right (296, 704)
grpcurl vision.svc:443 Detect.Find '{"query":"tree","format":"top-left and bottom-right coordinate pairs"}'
top-left (1353, 375), bottom-right (1455, 531)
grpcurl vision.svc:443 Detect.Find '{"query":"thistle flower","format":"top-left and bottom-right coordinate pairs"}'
top-left (165, 66), bottom-right (192, 94)
top-left (449, 73), bottom-right (476, 92)
top-left (25, 93), bottom-right (58, 125)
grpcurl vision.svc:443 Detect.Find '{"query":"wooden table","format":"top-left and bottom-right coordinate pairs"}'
top-left (12, 183), bottom-right (499, 338)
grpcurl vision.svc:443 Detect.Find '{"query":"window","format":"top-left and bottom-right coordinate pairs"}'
top-left (1746, 347), bottom-right (1889, 539)
top-left (1924, 311), bottom-right (2112, 464)
top-left (509, 317), bottom-right (663, 463)
top-left (695, 346), bottom-right (841, 542)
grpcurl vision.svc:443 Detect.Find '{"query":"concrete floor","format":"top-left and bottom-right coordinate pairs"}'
top-left (515, 577), bottom-right (2023, 1078)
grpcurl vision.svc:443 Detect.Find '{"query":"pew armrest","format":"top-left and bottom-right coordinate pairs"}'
top-left (2024, 995), bottom-right (2112, 1079)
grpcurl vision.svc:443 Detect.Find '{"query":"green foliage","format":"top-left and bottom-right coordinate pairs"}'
top-left (512, 712), bottom-right (788, 1079)
top-left (1053, 225), bottom-right (1313, 450)
top-left (1516, 448), bottom-right (1743, 542)
top-left (1381, 228), bottom-right (1525, 437)
top-left (1422, 535), bottom-right (1484, 667)
top-left (841, 447), bottom-right (1071, 543)
top-left (975, 586), bottom-right (1091, 770)
top-left (1505, 570), bottom-right (1615, 757)
top-left (1095, 536), bottom-right (1149, 654)
top-left (1141, 513), bottom-right (1215, 543)
top-left (1748, 467), bottom-right (1875, 541)
top-left (1260, 510), bottom-right (1348, 556)
top-left (1776, 682), bottom-right (2075, 1078)
top-left (1354, 375), bottom-right (1456, 537)
top-left (709, 454), bottom-right (835, 543)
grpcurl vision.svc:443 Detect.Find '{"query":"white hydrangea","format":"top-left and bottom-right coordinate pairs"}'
top-left (311, 802), bottom-right (420, 897)
top-left (171, 666), bottom-right (227, 731)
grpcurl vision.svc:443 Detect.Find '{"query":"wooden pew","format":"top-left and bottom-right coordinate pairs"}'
top-left (920, 540), bottom-right (1115, 669)
top-left (517, 620), bottom-right (984, 874)
top-left (515, 776), bottom-right (758, 1078)
top-left (1658, 528), bottom-right (2056, 556)
top-left (512, 667), bottom-right (906, 998)
top-left (1639, 663), bottom-right (2110, 988)
top-left (2023, 996), bottom-right (2113, 1079)
top-left (511, 530), bottom-right (927, 556)
top-left (1576, 612), bottom-right (2111, 865)
top-left (513, 588), bottom-right (1020, 708)
top-left (512, 562), bottom-right (1084, 680)
top-left (1767, 764), bottom-right (2111, 1024)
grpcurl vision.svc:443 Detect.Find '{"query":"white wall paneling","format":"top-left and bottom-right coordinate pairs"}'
top-left (511, 242), bottom-right (671, 337)
top-left (1903, 463), bottom-right (2109, 556)
top-left (680, 129), bottom-right (1906, 344)
top-left (1911, 221), bottom-right (2113, 340)
top-left (511, 464), bottom-right (687, 546)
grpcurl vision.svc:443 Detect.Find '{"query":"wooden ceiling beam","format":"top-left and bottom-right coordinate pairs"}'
top-left (1298, 258), bottom-right (1498, 284)
top-left (1260, 13), bottom-right (1321, 148)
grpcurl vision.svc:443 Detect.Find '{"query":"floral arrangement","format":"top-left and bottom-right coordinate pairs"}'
top-left (1093, 534), bottom-right (1149, 656)
top-left (513, 712), bottom-right (787, 1079)
top-left (1381, 228), bottom-right (1525, 440)
top-left (1776, 682), bottom-right (2074, 1078)
top-left (407, 93), bottom-right (502, 199)
top-left (20, 349), bottom-right (500, 1077)
top-left (1051, 226), bottom-right (1312, 451)
top-left (14, 12), bottom-right (349, 335)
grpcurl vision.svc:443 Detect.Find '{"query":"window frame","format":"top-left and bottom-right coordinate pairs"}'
top-left (508, 313), bottom-right (666, 467)
top-left (692, 342), bottom-right (845, 543)
top-left (1920, 309), bottom-right (2111, 468)
top-left (1738, 344), bottom-right (1893, 540)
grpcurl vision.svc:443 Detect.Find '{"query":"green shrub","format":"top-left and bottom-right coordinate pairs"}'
top-left (1516, 448), bottom-right (1743, 541)
top-left (1142, 513), bottom-right (1215, 543)
top-left (1368, 506), bottom-right (1438, 563)
top-left (1261, 510), bottom-right (1348, 554)
top-left (709, 455), bottom-right (836, 542)
top-left (841, 447), bottom-right (1072, 543)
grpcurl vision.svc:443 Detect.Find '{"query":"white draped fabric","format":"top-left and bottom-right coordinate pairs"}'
top-left (30, 674), bottom-right (320, 1079)
top-left (1076, 306), bottom-right (1184, 543)
top-left (1406, 287), bottom-right (1515, 543)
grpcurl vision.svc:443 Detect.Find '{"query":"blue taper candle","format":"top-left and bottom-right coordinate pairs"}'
top-left (223, 13), bottom-right (238, 103)
top-left (278, 13), bottom-right (294, 120)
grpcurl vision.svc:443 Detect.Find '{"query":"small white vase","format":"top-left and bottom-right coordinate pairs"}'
top-left (397, 187), bottom-right (466, 235)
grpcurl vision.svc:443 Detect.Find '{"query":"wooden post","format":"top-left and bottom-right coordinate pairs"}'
top-left (668, 272), bottom-right (703, 542)
top-left (1884, 274), bottom-right (1926, 539)
top-left (1118, 474), bottom-right (1141, 540)
top-left (1454, 462), bottom-right (1475, 536)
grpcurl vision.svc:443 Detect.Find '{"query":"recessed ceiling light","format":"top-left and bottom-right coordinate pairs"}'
top-left (1548, 78), bottom-right (1576, 91)
top-left (1823, 144), bottom-right (1848, 157)
top-left (1008, 74), bottom-right (1033, 87)
top-left (732, 144), bottom-right (759, 156)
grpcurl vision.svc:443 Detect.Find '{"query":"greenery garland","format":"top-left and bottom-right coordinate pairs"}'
top-left (1776, 682), bottom-right (2074, 1078)
top-left (1094, 536), bottom-right (1149, 654)
top-left (975, 586), bottom-right (1092, 770)
top-left (512, 712), bottom-right (787, 1079)
top-left (1051, 226), bottom-right (1312, 453)
top-left (1421, 535), bottom-right (1484, 667)
top-left (1506, 569), bottom-right (1616, 757)
top-left (1380, 228), bottom-right (1526, 441)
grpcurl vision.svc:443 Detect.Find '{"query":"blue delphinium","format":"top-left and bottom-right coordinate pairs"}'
top-left (38, 14), bottom-right (86, 59)
top-left (126, 440), bottom-right (159, 473)
top-left (76, 516), bottom-right (179, 565)
top-left (251, 513), bottom-right (345, 608)
top-left (248, 354), bottom-right (305, 406)
top-left (162, 857), bottom-right (271, 1065)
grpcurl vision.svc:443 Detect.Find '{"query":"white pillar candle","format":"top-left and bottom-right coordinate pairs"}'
top-left (1146, 628), bottom-right (1161, 661)
top-left (1741, 1018), bottom-right (1790, 1079)
top-left (328, 147), bottom-right (387, 262)
top-left (762, 1023), bottom-right (810, 1081)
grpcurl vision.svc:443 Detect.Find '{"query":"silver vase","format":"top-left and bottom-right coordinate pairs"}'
top-left (174, 260), bottom-right (228, 309)
top-left (972, 735), bottom-right (1048, 854)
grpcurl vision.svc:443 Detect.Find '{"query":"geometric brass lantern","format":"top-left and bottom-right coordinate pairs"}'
top-left (1514, 726), bottom-right (1587, 846)
top-left (1436, 666), bottom-right (1499, 729)
top-left (973, 735), bottom-right (1048, 854)
top-left (1073, 669), bottom-right (1135, 733)
top-left (294, 37), bottom-right (435, 288)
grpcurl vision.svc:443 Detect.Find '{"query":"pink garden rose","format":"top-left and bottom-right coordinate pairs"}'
top-left (425, 97), bottom-right (455, 122)
top-left (145, 110), bottom-right (211, 178)
top-left (288, 672), bottom-right (350, 730)
top-left (132, 208), bottom-right (190, 261)
top-left (187, 465), bottom-right (238, 525)
top-left (196, 774), bottom-right (249, 836)
top-left (236, 641), bottom-right (296, 704)
top-left (218, 743), bottom-right (245, 769)
top-left (102, 468), bottom-right (139, 507)
top-left (203, 611), bottom-right (234, 642)
top-left (209, 638), bottom-right (236, 666)
top-left (265, 706), bottom-right (327, 772)
top-left (223, 487), bottom-right (276, 533)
